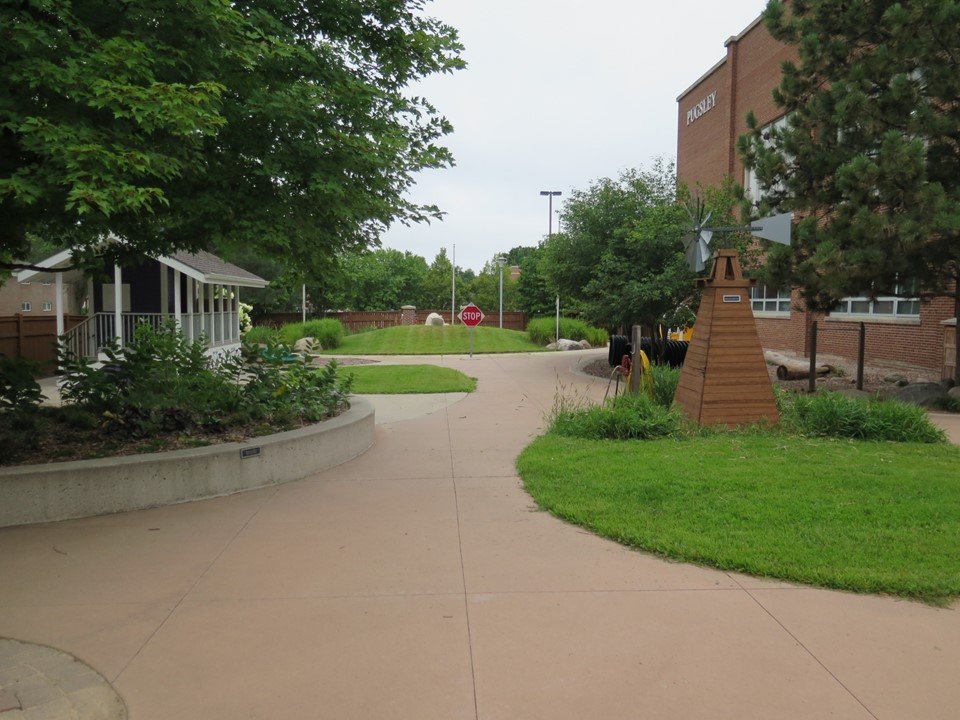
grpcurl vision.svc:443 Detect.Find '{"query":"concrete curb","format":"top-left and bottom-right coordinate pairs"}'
top-left (0, 397), bottom-right (375, 528)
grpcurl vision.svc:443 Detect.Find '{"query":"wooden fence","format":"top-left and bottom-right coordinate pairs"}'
top-left (0, 314), bottom-right (86, 372)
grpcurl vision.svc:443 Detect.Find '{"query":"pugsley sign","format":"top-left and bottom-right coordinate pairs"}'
top-left (686, 90), bottom-right (718, 125)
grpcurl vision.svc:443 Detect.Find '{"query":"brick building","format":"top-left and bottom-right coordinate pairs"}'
top-left (676, 14), bottom-right (956, 378)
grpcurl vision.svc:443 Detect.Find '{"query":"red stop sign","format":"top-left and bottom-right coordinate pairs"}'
top-left (458, 303), bottom-right (485, 327)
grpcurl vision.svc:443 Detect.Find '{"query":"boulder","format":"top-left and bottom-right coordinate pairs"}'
top-left (893, 382), bottom-right (947, 407)
top-left (545, 342), bottom-right (558, 350)
top-left (948, 386), bottom-right (960, 402)
top-left (424, 312), bottom-right (445, 326)
top-left (883, 372), bottom-right (907, 384)
top-left (556, 338), bottom-right (583, 351)
top-left (580, 340), bottom-right (592, 349)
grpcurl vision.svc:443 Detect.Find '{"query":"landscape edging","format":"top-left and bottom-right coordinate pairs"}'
top-left (0, 396), bottom-right (375, 527)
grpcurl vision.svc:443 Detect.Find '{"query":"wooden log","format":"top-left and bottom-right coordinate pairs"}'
top-left (775, 361), bottom-right (831, 380)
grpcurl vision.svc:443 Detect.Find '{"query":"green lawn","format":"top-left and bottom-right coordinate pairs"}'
top-left (321, 325), bottom-right (545, 355)
top-left (518, 433), bottom-right (960, 604)
top-left (338, 364), bottom-right (477, 394)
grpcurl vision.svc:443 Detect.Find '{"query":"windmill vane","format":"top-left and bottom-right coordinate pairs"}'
top-left (682, 199), bottom-right (793, 272)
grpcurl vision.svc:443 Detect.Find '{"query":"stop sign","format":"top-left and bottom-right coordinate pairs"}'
top-left (458, 303), bottom-right (484, 327)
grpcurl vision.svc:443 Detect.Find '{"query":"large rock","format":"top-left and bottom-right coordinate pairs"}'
top-left (893, 382), bottom-right (947, 407)
top-left (556, 338), bottom-right (584, 351)
top-left (948, 386), bottom-right (960, 402)
top-left (424, 312), bottom-right (445, 326)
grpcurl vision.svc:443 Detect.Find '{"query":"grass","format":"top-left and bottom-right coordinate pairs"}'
top-left (319, 325), bottom-right (546, 355)
top-left (337, 364), bottom-right (477, 394)
top-left (518, 432), bottom-right (960, 604)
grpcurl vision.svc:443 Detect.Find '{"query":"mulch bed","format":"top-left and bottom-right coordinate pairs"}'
top-left (581, 350), bottom-right (941, 397)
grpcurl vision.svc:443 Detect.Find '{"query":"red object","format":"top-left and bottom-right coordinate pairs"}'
top-left (458, 303), bottom-right (485, 327)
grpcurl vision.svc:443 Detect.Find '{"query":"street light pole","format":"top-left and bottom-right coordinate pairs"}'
top-left (540, 190), bottom-right (562, 342)
top-left (539, 190), bottom-right (561, 236)
top-left (495, 254), bottom-right (506, 329)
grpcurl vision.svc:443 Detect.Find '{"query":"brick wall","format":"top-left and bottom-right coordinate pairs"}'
top-left (677, 16), bottom-right (799, 190)
top-left (679, 14), bottom-right (954, 376)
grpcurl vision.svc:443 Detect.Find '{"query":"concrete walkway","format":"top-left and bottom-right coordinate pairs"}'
top-left (2, 350), bottom-right (958, 719)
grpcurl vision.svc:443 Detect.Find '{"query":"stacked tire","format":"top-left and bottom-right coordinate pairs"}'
top-left (609, 335), bottom-right (689, 368)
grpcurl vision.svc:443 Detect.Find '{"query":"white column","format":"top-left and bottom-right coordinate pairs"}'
top-left (54, 271), bottom-right (64, 337)
top-left (234, 285), bottom-right (241, 341)
top-left (173, 270), bottom-right (182, 329)
top-left (86, 277), bottom-right (94, 318)
top-left (207, 283), bottom-right (214, 344)
top-left (186, 276), bottom-right (194, 341)
top-left (113, 265), bottom-right (123, 344)
top-left (218, 284), bottom-right (225, 343)
top-left (159, 264), bottom-right (168, 317)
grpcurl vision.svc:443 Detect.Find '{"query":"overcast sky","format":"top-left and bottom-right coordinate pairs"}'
top-left (380, 0), bottom-right (766, 272)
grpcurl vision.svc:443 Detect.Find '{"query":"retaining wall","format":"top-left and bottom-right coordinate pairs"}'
top-left (0, 397), bottom-right (374, 527)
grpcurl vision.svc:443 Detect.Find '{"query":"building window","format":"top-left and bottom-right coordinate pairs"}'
top-left (21, 302), bottom-right (32, 312)
top-left (831, 281), bottom-right (920, 318)
top-left (42, 301), bottom-right (53, 311)
top-left (745, 116), bottom-right (789, 205)
top-left (750, 284), bottom-right (791, 314)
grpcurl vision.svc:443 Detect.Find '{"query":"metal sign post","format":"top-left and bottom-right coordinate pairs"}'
top-left (458, 303), bottom-right (484, 358)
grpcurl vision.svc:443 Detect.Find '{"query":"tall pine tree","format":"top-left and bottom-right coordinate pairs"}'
top-left (738, 0), bottom-right (960, 379)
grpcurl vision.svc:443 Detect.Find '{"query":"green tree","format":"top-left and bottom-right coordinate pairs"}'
top-left (1, 0), bottom-right (464, 277)
top-left (517, 245), bottom-right (556, 317)
top-left (461, 258), bottom-right (519, 315)
top-left (332, 249), bottom-right (427, 311)
top-left (738, 0), bottom-right (960, 378)
top-left (419, 248), bottom-right (454, 309)
top-left (544, 160), bottom-right (701, 333)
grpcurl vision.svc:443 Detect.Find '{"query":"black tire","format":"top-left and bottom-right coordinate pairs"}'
top-left (608, 335), bottom-right (629, 367)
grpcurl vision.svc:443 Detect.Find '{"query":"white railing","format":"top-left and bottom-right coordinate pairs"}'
top-left (184, 312), bottom-right (239, 346)
top-left (60, 316), bottom-right (98, 359)
top-left (60, 312), bottom-right (242, 358)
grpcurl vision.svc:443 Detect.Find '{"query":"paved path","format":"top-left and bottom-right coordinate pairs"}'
top-left (2, 350), bottom-right (958, 719)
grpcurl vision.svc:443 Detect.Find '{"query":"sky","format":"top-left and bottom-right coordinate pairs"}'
top-left (380, 0), bottom-right (767, 273)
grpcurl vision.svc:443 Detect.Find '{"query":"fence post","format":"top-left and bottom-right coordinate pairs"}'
top-left (630, 324), bottom-right (642, 394)
top-left (17, 312), bottom-right (25, 358)
top-left (856, 322), bottom-right (865, 391)
top-left (808, 321), bottom-right (818, 394)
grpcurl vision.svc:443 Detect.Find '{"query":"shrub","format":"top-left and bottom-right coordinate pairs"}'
top-left (277, 318), bottom-right (345, 348)
top-left (550, 392), bottom-right (682, 441)
top-left (0, 354), bottom-right (42, 412)
top-left (781, 391), bottom-right (946, 443)
top-left (58, 321), bottom-right (351, 439)
top-left (649, 364), bottom-right (680, 408)
top-left (243, 326), bottom-right (279, 344)
top-left (527, 317), bottom-right (608, 347)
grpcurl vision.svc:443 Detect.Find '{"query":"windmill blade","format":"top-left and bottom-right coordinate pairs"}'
top-left (684, 233), bottom-right (700, 269)
top-left (697, 237), bottom-right (712, 269)
top-left (699, 229), bottom-right (713, 248)
top-left (701, 210), bottom-right (713, 227)
top-left (751, 211), bottom-right (794, 245)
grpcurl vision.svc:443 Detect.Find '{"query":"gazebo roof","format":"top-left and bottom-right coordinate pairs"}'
top-left (17, 248), bottom-right (268, 288)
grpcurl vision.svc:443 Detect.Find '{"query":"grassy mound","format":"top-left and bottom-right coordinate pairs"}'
top-left (320, 325), bottom-right (544, 355)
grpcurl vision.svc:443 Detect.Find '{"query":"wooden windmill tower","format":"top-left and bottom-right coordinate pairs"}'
top-left (674, 204), bottom-right (793, 426)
